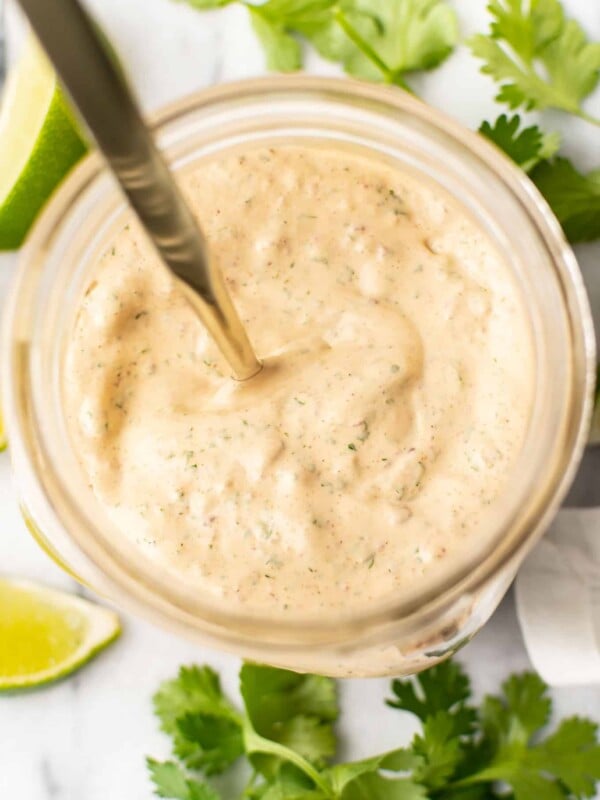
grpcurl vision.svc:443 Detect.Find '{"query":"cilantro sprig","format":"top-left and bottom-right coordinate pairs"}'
top-left (470, 0), bottom-right (600, 127)
top-left (175, 0), bottom-right (459, 89)
top-left (470, 1), bottom-right (600, 243)
top-left (147, 659), bottom-right (600, 800)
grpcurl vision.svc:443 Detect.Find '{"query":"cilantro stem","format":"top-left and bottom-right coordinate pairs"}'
top-left (576, 110), bottom-right (600, 129)
top-left (333, 8), bottom-right (410, 92)
top-left (243, 722), bottom-right (334, 797)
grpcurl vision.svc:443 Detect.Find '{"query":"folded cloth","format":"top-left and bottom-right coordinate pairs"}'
top-left (515, 507), bottom-right (600, 686)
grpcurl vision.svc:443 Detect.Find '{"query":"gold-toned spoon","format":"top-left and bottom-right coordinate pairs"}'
top-left (17, 0), bottom-right (262, 381)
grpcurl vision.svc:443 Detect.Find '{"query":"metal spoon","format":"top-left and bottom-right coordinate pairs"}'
top-left (17, 0), bottom-right (262, 381)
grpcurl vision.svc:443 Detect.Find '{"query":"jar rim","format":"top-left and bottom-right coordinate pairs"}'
top-left (3, 75), bottom-right (596, 650)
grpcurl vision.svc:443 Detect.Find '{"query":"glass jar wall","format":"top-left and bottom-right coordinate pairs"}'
top-left (2, 78), bottom-right (595, 676)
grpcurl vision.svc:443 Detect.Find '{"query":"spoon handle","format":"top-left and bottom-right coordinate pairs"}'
top-left (17, 0), bottom-right (261, 380)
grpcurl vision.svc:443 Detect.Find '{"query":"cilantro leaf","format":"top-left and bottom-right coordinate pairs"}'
top-left (481, 672), bottom-right (551, 749)
top-left (479, 114), bottom-right (560, 172)
top-left (340, 0), bottom-right (458, 85)
top-left (480, 114), bottom-right (541, 166)
top-left (529, 717), bottom-right (600, 798)
top-left (175, 713), bottom-right (244, 774)
top-left (240, 663), bottom-right (338, 736)
top-left (388, 659), bottom-right (476, 737)
top-left (274, 715), bottom-right (337, 765)
top-left (248, 7), bottom-right (303, 71)
top-left (148, 759), bottom-right (191, 799)
top-left (240, 663), bottom-right (338, 776)
top-left (153, 666), bottom-right (241, 735)
top-left (411, 711), bottom-right (463, 789)
top-left (487, 0), bottom-right (562, 58)
top-left (469, 0), bottom-right (600, 123)
top-left (146, 759), bottom-right (221, 800)
top-left (469, 35), bottom-right (558, 109)
top-left (530, 158), bottom-right (600, 243)
top-left (542, 18), bottom-right (600, 109)
top-left (153, 666), bottom-right (242, 769)
top-left (297, 3), bottom-right (381, 74)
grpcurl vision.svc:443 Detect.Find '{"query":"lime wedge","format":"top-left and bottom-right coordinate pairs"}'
top-left (0, 578), bottom-right (120, 691)
top-left (0, 36), bottom-right (87, 250)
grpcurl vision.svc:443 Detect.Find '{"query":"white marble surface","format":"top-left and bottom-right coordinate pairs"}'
top-left (0, 1), bottom-right (599, 798)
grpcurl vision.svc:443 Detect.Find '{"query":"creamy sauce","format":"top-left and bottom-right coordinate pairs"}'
top-left (64, 146), bottom-right (534, 617)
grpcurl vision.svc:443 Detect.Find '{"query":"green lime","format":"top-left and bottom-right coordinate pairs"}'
top-left (0, 36), bottom-right (87, 250)
top-left (0, 577), bottom-right (120, 691)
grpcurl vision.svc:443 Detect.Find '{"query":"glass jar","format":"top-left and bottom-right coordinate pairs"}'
top-left (2, 77), bottom-right (595, 677)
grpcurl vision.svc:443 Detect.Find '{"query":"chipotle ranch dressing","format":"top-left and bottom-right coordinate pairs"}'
top-left (64, 146), bottom-right (534, 617)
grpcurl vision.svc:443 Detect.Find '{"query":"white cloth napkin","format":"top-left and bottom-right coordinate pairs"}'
top-left (515, 507), bottom-right (600, 686)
